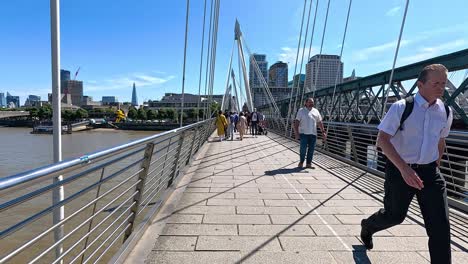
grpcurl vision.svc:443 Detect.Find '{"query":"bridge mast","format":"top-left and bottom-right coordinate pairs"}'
top-left (235, 20), bottom-right (254, 111)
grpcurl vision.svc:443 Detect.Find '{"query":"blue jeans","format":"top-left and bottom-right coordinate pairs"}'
top-left (299, 134), bottom-right (317, 164)
top-left (228, 124), bottom-right (235, 140)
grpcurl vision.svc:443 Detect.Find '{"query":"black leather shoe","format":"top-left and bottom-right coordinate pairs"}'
top-left (360, 219), bottom-right (373, 250)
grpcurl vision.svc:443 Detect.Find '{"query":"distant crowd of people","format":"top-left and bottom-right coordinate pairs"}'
top-left (215, 108), bottom-right (266, 141)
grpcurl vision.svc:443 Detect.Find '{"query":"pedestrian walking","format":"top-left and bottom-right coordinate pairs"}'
top-left (360, 64), bottom-right (453, 264)
top-left (228, 112), bottom-right (236, 140)
top-left (250, 108), bottom-right (259, 137)
top-left (237, 112), bottom-right (247, 140)
top-left (293, 98), bottom-right (326, 168)
top-left (215, 110), bottom-right (228, 141)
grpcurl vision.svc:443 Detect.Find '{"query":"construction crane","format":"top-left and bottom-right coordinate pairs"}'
top-left (73, 67), bottom-right (81, 80)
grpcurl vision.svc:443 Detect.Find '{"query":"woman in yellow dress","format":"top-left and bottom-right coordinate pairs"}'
top-left (216, 110), bottom-right (228, 141)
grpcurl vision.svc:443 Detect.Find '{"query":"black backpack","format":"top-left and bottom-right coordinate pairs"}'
top-left (396, 96), bottom-right (450, 134)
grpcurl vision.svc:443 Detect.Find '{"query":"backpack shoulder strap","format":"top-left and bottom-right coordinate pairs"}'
top-left (397, 96), bottom-right (414, 132)
top-left (444, 104), bottom-right (450, 120)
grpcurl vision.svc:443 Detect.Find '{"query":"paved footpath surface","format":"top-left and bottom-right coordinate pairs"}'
top-left (130, 132), bottom-right (467, 264)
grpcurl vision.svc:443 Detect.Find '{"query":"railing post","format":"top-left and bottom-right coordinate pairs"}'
top-left (346, 125), bottom-right (359, 162)
top-left (160, 136), bottom-right (173, 183)
top-left (196, 123), bottom-right (205, 152)
top-left (168, 131), bottom-right (186, 187)
top-left (124, 142), bottom-right (155, 240)
top-left (188, 127), bottom-right (199, 164)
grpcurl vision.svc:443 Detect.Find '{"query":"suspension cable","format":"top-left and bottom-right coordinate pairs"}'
top-left (329, 0), bottom-right (352, 122)
top-left (241, 37), bottom-right (280, 114)
top-left (208, 0), bottom-right (220, 117)
top-left (221, 41), bottom-right (235, 110)
top-left (231, 70), bottom-right (241, 111)
top-left (203, 0), bottom-right (214, 119)
top-left (289, 0), bottom-right (315, 136)
top-left (207, 0), bottom-right (216, 117)
top-left (237, 45), bottom-right (245, 109)
top-left (196, 0), bottom-right (208, 122)
top-left (312, 0), bottom-right (332, 98)
top-left (300, 0), bottom-right (320, 105)
top-left (180, 0), bottom-right (190, 127)
top-left (285, 0), bottom-right (309, 136)
top-left (381, 0), bottom-right (409, 119)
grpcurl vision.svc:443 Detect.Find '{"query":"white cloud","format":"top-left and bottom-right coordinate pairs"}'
top-left (399, 39), bottom-right (468, 65)
top-left (349, 22), bottom-right (468, 64)
top-left (85, 72), bottom-right (175, 92)
top-left (385, 6), bottom-right (401, 17)
top-left (351, 39), bottom-right (411, 62)
top-left (9, 89), bottom-right (51, 98)
top-left (278, 46), bottom-right (318, 68)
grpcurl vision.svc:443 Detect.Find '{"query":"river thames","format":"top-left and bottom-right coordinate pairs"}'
top-left (0, 127), bottom-right (157, 178)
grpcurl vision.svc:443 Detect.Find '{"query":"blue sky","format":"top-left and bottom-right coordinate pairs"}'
top-left (1, 0), bottom-right (467, 105)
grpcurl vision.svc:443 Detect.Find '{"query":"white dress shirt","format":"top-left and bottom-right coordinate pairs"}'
top-left (378, 93), bottom-right (453, 164)
top-left (295, 107), bottom-right (322, 135)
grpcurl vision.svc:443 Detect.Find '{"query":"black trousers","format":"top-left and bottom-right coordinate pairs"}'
top-left (251, 121), bottom-right (258, 135)
top-left (363, 161), bottom-right (451, 264)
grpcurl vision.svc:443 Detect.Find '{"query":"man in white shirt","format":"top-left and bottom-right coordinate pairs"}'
top-left (361, 64), bottom-right (453, 264)
top-left (251, 108), bottom-right (259, 137)
top-left (294, 98), bottom-right (326, 168)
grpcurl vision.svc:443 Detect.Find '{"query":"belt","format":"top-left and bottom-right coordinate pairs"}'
top-left (408, 161), bottom-right (437, 169)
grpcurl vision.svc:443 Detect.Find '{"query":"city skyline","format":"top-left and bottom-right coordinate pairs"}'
top-left (1, 0), bottom-right (467, 104)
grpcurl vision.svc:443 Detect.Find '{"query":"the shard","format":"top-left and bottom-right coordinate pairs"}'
top-left (131, 82), bottom-right (138, 106)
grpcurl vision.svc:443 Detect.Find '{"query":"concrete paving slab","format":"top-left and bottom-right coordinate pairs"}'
top-left (184, 187), bottom-right (210, 193)
top-left (387, 225), bottom-right (428, 236)
top-left (145, 251), bottom-right (241, 264)
top-left (210, 187), bottom-right (260, 193)
top-left (260, 188), bottom-right (310, 193)
top-left (307, 188), bottom-right (362, 194)
top-left (175, 205), bottom-right (236, 215)
top-left (166, 214), bottom-right (203, 224)
top-left (288, 193), bottom-right (343, 200)
top-left (310, 224), bottom-right (392, 237)
top-left (370, 237), bottom-right (431, 251)
top-left (236, 206), bottom-right (300, 215)
top-left (296, 206), bottom-right (362, 215)
top-left (196, 235), bottom-right (282, 251)
top-left (240, 251), bottom-right (337, 264)
top-left (279, 236), bottom-right (361, 251)
top-left (207, 198), bottom-right (265, 206)
top-left (161, 224), bottom-right (238, 236)
top-left (238, 224), bottom-right (315, 236)
top-left (264, 199), bottom-right (320, 207)
top-left (330, 251), bottom-right (429, 264)
top-left (180, 192), bottom-right (234, 200)
top-left (270, 214), bottom-right (341, 225)
top-left (320, 199), bottom-right (382, 207)
top-left (152, 236), bottom-right (197, 251)
top-left (203, 214), bottom-right (271, 224)
top-left (418, 251), bottom-right (468, 264)
top-left (235, 193), bottom-right (289, 199)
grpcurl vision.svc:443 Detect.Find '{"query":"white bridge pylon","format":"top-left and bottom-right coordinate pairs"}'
top-left (221, 20), bottom-right (279, 114)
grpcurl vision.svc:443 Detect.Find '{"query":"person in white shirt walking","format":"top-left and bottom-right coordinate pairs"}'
top-left (250, 108), bottom-right (259, 137)
top-left (293, 98), bottom-right (326, 168)
top-left (360, 64), bottom-right (453, 264)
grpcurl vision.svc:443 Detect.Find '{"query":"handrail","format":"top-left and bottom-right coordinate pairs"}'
top-left (0, 118), bottom-right (215, 263)
top-left (0, 119), bottom-right (211, 196)
top-left (267, 117), bottom-right (468, 212)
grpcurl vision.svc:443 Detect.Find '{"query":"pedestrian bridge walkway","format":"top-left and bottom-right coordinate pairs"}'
top-left (127, 133), bottom-right (468, 264)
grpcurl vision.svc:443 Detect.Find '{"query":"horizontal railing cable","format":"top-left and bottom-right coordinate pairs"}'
top-left (0, 119), bottom-right (215, 263)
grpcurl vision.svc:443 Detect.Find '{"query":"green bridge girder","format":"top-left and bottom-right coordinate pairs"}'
top-left (259, 49), bottom-right (468, 127)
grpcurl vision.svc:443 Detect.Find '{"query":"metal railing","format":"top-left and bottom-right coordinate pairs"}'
top-left (0, 119), bottom-right (215, 263)
top-left (267, 117), bottom-right (468, 212)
